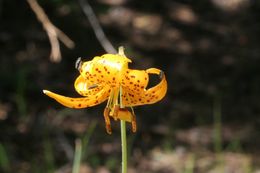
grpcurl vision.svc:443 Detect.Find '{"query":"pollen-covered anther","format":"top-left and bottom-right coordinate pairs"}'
top-left (131, 112), bottom-right (137, 133)
top-left (104, 107), bottom-right (112, 134)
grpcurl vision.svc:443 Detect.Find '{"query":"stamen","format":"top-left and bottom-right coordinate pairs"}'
top-left (130, 107), bottom-right (137, 132)
top-left (106, 90), bottom-right (114, 108)
top-left (119, 85), bottom-right (124, 108)
top-left (123, 90), bottom-right (137, 133)
top-left (103, 107), bottom-right (112, 134)
top-left (113, 105), bottom-right (120, 120)
top-left (109, 88), bottom-right (120, 120)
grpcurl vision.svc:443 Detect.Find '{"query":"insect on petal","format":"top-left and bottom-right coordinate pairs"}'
top-left (74, 75), bottom-right (102, 96)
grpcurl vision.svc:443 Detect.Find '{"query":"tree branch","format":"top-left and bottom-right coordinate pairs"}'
top-left (27, 0), bottom-right (75, 62)
top-left (78, 0), bottom-right (117, 54)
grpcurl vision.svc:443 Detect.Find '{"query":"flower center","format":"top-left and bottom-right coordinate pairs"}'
top-left (103, 85), bottom-right (136, 134)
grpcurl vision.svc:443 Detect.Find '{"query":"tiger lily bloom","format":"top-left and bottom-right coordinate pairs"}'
top-left (43, 47), bottom-right (167, 134)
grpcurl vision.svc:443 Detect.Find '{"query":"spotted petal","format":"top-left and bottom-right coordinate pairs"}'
top-left (43, 85), bottom-right (110, 109)
top-left (122, 68), bottom-right (167, 106)
top-left (74, 75), bottom-right (103, 96)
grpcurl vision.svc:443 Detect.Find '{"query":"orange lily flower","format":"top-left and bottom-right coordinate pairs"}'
top-left (43, 47), bottom-right (167, 134)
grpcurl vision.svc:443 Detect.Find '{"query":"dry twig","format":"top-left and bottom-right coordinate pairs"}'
top-left (27, 0), bottom-right (75, 62)
top-left (78, 0), bottom-right (117, 54)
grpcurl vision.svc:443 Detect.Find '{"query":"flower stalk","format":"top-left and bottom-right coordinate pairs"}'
top-left (119, 47), bottom-right (127, 172)
top-left (120, 120), bottom-right (127, 173)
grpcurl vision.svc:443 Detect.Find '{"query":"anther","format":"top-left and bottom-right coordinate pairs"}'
top-left (103, 107), bottom-right (112, 134)
top-left (131, 112), bottom-right (137, 133)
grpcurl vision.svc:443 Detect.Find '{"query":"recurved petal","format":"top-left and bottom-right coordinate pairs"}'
top-left (43, 85), bottom-right (110, 108)
top-left (123, 68), bottom-right (167, 106)
top-left (121, 69), bottom-right (149, 91)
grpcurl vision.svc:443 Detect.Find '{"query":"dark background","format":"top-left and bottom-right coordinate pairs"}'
top-left (1, 0), bottom-right (260, 172)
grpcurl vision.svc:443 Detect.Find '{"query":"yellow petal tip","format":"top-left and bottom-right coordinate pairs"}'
top-left (42, 90), bottom-right (49, 95)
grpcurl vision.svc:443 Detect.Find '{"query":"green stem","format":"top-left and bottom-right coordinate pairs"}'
top-left (119, 85), bottom-right (127, 173)
top-left (121, 120), bottom-right (127, 173)
top-left (118, 47), bottom-right (128, 173)
top-left (72, 139), bottom-right (82, 173)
